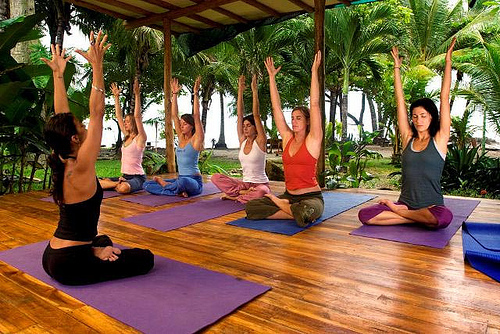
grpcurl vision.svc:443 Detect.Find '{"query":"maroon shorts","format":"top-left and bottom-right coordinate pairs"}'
top-left (358, 202), bottom-right (453, 229)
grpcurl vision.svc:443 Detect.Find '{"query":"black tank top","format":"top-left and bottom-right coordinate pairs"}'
top-left (53, 179), bottom-right (103, 241)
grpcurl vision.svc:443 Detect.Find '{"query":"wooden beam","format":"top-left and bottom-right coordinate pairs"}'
top-left (144, 0), bottom-right (224, 29)
top-left (125, 0), bottom-right (239, 29)
top-left (163, 19), bottom-right (176, 173)
top-left (240, 0), bottom-right (281, 17)
top-left (314, 0), bottom-right (326, 187)
top-left (69, 0), bottom-right (132, 21)
top-left (190, 0), bottom-right (249, 24)
top-left (286, 0), bottom-right (314, 12)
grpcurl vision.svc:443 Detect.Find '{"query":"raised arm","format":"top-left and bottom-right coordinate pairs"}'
top-left (264, 57), bottom-right (293, 144)
top-left (41, 44), bottom-right (71, 114)
top-left (73, 31), bottom-right (111, 171)
top-left (251, 74), bottom-right (267, 151)
top-left (110, 82), bottom-right (125, 134)
top-left (435, 37), bottom-right (456, 153)
top-left (192, 76), bottom-right (204, 151)
top-left (236, 75), bottom-right (246, 144)
top-left (306, 51), bottom-right (323, 159)
top-left (170, 77), bottom-right (182, 138)
top-left (391, 46), bottom-right (412, 149)
top-left (133, 77), bottom-right (147, 147)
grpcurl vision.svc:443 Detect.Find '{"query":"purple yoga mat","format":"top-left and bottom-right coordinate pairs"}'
top-left (41, 190), bottom-right (124, 203)
top-left (121, 182), bottom-right (221, 207)
top-left (0, 241), bottom-right (270, 333)
top-left (124, 198), bottom-right (245, 231)
top-left (350, 197), bottom-right (480, 248)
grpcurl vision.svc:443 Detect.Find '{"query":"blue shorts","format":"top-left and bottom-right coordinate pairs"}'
top-left (122, 174), bottom-right (146, 193)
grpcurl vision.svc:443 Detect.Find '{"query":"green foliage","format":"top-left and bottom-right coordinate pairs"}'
top-left (142, 150), bottom-right (168, 175)
top-left (198, 150), bottom-right (228, 175)
top-left (442, 144), bottom-right (500, 197)
top-left (450, 107), bottom-right (479, 149)
top-left (325, 130), bottom-right (383, 189)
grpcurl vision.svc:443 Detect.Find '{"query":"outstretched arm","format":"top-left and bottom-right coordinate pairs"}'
top-left (110, 82), bottom-right (125, 134)
top-left (264, 57), bottom-right (293, 144)
top-left (236, 75), bottom-right (246, 144)
top-left (435, 37), bottom-right (456, 153)
top-left (170, 77), bottom-right (182, 138)
top-left (391, 46), bottom-right (412, 149)
top-left (306, 51), bottom-right (323, 159)
top-left (252, 74), bottom-right (267, 152)
top-left (192, 76), bottom-right (204, 151)
top-left (73, 31), bottom-right (111, 171)
top-left (41, 44), bottom-right (72, 114)
top-left (133, 77), bottom-right (147, 147)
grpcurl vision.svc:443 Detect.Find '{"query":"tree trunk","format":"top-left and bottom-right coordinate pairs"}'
top-left (340, 92), bottom-right (348, 141)
top-left (200, 82), bottom-right (214, 132)
top-left (329, 88), bottom-right (338, 141)
top-left (9, 0), bottom-right (35, 63)
top-left (0, 0), bottom-right (9, 20)
top-left (367, 93), bottom-right (377, 132)
top-left (358, 92), bottom-right (366, 137)
top-left (27, 152), bottom-right (40, 191)
top-left (215, 91), bottom-right (227, 149)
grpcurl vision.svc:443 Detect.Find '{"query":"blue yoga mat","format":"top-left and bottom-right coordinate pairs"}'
top-left (462, 221), bottom-right (500, 282)
top-left (0, 241), bottom-right (270, 333)
top-left (227, 192), bottom-right (375, 235)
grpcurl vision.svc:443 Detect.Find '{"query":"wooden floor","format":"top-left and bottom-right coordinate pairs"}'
top-left (1, 176), bottom-right (500, 333)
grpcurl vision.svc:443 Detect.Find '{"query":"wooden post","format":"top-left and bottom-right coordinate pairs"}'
top-left (163, 19), bottom-right (176, 172)
top-left (314, 0), bottom-right (326, 187)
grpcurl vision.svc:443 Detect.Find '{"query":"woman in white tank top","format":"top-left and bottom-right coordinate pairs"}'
top-left (211, 75), bottom-right (270, 203)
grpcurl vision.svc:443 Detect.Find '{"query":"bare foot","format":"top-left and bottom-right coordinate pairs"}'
top-left (153, 176), bottom-right (168, 187)
top-left (239, 187), bottom-right (255, 195)
top-left (379, 199), bottom-right (408, 213)
top-left (179, 191), bottom-right (188, 198)
top-left (221, 193), bottom-right (237, 201)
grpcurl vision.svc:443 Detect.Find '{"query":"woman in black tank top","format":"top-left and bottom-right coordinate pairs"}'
top-left (358, 38), bottom-right (457, 229)
top-left (41, 32), bottom-right (153, 285)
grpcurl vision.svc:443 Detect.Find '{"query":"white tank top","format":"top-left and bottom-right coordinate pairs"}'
top-left (121, 137), bottom-right (145, 175)
top-left (238, 139), bottom-right (269, 183)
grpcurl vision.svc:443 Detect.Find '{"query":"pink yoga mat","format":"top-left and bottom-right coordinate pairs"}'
top-left (350, 197), bottom-right (480, 248)
top-left (0, 241), bottom-right (270, 333)
top-left (121, 182), bottom-right (220, 207)
top-left (124, 198), bottom-right (245, 231)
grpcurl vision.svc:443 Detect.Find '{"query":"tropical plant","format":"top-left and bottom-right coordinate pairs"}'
top-left (325, 130), bottom-right (382, 189)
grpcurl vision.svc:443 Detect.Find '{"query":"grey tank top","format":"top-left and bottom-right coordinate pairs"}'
top-left (398, 138), bottom-right (445, 209)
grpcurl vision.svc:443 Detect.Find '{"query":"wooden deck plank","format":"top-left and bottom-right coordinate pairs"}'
top-left (0, 184), bottom-right (499, 333)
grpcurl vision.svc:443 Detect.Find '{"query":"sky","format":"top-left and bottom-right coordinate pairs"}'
top-left (41, 29), bottom-right (499, 149)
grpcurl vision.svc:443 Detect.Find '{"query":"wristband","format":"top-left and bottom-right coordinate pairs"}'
top-left (92, 85), bottom-right (105, 94)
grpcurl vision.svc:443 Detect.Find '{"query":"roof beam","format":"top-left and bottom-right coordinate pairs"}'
top-left (286, 0), bottom-right (314, 12)
top-left (125, 0), bottom-right (239, 29)
top-left (144, 0), bottom-right (224, 29)
top-left (190, 0), bottom-right (249, 24)
top-left (240, 0), bottom-right (281, 17)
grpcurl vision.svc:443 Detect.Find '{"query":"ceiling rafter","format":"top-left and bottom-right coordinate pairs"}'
top-left (240, 0), bottom-right (281, 17)
top-left (124, 0), bottom-right (239, 29)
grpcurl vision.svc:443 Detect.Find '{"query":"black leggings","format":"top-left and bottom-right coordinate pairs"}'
top-left (42, 235), bottom-right (154, 286)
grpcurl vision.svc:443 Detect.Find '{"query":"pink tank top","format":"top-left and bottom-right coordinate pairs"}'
top-left (121, 137), bottom-right (145, 175)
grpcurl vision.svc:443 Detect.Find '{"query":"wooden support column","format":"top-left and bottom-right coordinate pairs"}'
top-left (163, 19), bottom-right (176, 172)
top-left (314, 0), bottom-right (326, 187)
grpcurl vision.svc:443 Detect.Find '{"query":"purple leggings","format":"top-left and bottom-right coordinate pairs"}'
top-left (358, 202), bottom-right (453, 229)
top-left (211, 173), bottom-right (270, 204)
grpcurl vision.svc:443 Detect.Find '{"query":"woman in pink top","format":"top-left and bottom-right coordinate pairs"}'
top-left (211, 74), bottom-right (270, 203)
top-left (100, 77), bottom-right (147, 193)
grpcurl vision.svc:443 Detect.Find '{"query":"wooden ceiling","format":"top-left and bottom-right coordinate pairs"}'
top-left (66, 0), bottom-right (354, 34)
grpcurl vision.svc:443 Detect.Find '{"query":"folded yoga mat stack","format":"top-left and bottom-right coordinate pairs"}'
top-left (462, 222), bottom-right (500, 282)
top-left (0, 241), bottom-right (270, 333)
top-left (350, 197), bottom-right (480, 248)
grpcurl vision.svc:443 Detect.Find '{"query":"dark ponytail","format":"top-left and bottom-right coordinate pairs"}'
top-left (44, 113), bottom-right (77, 206)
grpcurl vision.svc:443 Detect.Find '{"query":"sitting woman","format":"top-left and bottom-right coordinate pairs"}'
top-left (358, 38), bottom-right (456, 229)
top-left (211, 74), bottom-right (270, 203)
top-left (99, 78), bottom-right (146, 193)
top-left (143, 77), bottom-right (204, 197)
top-left (41, 32), bottom-right (154, 285)
top-left (245, 51), bottom-right (324, 227)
